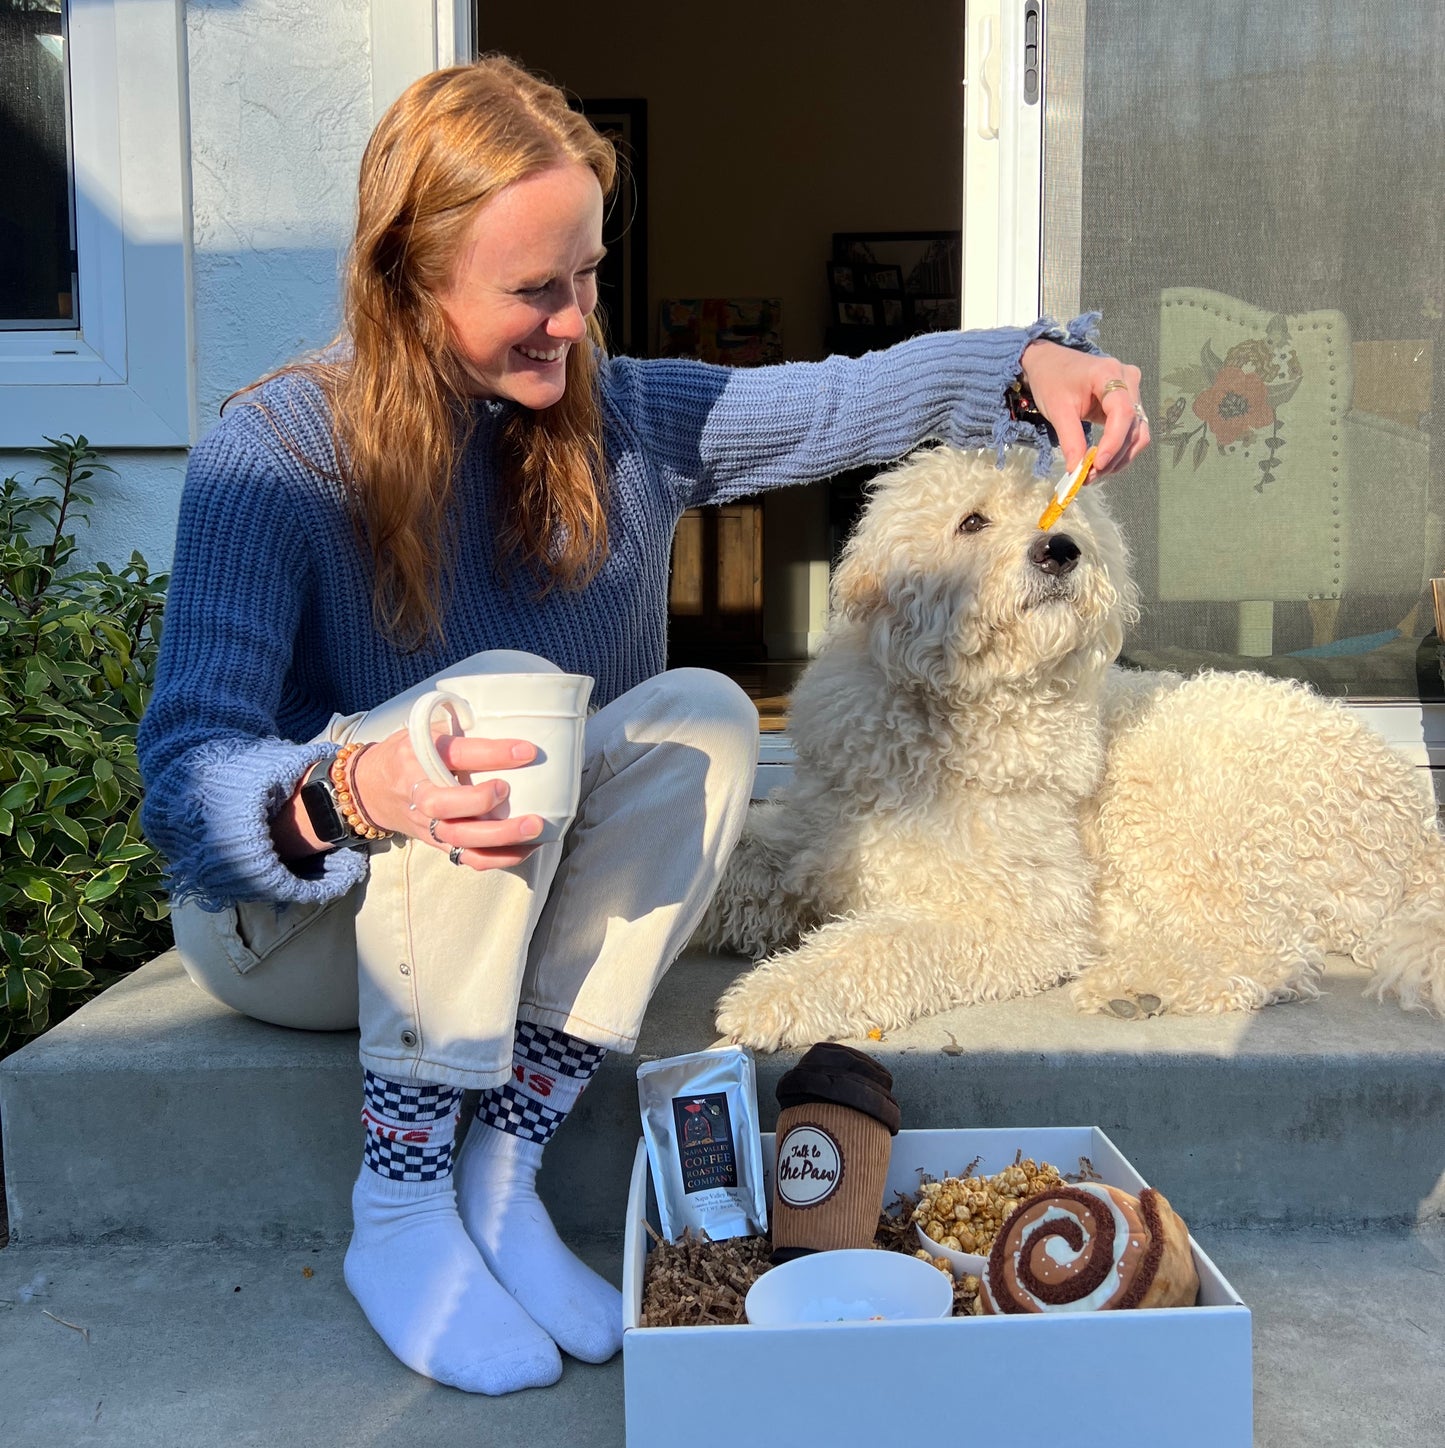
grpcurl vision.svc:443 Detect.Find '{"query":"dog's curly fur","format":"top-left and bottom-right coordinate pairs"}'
top-left (703, 446), bottom-right (1445, 1050)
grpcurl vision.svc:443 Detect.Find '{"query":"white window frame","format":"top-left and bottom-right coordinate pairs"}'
top-left (961, 0), bottom-right (1043, 333)
top-left (370, 0), bottom-right (475, 120)
top-left (961, 0), bottom-right (1445, 776)
top-left (0, 0), bottom-right (193, 448)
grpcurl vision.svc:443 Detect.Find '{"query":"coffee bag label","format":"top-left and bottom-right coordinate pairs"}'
top-left (776, 1124), bottom-right (843, 1208)
top-left (671, 1093), bottom-right (739, 1194)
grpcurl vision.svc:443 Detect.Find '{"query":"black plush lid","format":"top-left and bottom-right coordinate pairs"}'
top-left (775, 1043), bottom-right (902, 1135)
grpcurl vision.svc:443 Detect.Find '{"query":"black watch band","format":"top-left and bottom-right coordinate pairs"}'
top-left (298, 758), bottom-right (363, 851)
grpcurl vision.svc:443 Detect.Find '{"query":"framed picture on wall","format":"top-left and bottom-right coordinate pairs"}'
top-left (658, 298), bottom-right (783, 365)
top-left (578, 98), bottom-right (648, 355)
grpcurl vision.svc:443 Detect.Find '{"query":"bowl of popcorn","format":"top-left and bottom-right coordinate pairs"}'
top-left (912, 1156), bottom-right (1067, 1282)
top-left (744, 1248), bottom-right (954, 1327)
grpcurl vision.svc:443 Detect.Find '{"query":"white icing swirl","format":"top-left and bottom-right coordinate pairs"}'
top-left (1004, 1184), bottom-right (1135, 1313)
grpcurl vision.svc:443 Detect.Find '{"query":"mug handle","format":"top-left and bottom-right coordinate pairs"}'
top-left (406, 690), bottom-right (475, 788)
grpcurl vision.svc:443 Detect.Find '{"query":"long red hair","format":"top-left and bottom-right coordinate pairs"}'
top-left (232, 55), bottom-right (618, 648)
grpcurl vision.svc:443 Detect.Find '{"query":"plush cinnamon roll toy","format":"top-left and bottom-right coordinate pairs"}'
top-left (980, 1183), bottom-right (1199, 1313)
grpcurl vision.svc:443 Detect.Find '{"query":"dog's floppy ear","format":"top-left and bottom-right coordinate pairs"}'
top-left (830, 551), bottom-right (886, 622)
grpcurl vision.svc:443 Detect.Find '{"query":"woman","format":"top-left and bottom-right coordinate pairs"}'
top-left (137, 55), bottom-right (1149, 1395)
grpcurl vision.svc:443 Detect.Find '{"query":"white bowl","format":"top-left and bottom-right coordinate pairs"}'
top-left (915, 1224), bottom-right (991, 1281)
top-left (744, 1248), bottom-right (954, 1326)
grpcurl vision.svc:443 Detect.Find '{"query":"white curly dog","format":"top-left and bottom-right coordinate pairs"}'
top-left (704, 446), bottom-right (1445, 1051)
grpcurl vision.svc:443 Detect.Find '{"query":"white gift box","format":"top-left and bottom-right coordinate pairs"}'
top-left (622, 1127), bottom-right (1251, 1447)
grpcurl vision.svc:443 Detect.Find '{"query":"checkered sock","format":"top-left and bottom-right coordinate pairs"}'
top-left (343, 1070), bottom-right (560, 1394)
top-left (454, 1023), bottom-right (623, 1364)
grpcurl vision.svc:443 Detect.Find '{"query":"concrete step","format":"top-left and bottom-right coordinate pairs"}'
top-left (2, 1226), bottom-right (1442, 1448)
top-left (4, 949), bottom-right (1444, 1246)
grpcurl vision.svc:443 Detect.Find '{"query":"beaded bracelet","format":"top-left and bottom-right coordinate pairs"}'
top-left (329, 743), bottom-right (393, 842)
top-left (1007, 376), bottom-right (1061, 445)
top-left (1006, 377), bottom-right (1044, 422)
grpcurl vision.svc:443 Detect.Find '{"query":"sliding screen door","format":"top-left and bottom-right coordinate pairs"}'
top-left (970, 0), bottom-right (1444, 709)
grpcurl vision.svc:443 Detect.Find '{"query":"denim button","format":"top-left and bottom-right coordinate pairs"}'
top-left (399, 962), bottom-right (411, 976)
top-left (400, 1029), bottom-right (418, 1048)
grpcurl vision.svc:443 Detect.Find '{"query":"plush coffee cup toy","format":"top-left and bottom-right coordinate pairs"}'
top-left (769, 1043), bottom-right (901, 1263)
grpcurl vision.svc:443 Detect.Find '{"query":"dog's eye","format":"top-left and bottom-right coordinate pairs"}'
top-left (957, 512), bottom-right (989, 535)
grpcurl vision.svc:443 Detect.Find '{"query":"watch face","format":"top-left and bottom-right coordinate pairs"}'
top-left (301, 772), bottom-right (348, 845)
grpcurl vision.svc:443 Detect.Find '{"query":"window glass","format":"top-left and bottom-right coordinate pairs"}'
top-left (0, 0), bottom-right (75, 330)
top-left (1044, 1), bottom-right (1444, 703)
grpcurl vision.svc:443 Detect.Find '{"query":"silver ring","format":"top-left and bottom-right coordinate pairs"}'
top-left (428, 817), bottom-right (442, 842)
top-left (1132, 402), bottom-right (1149, 422)
top-left (448, 845), bottom-right (464, 866)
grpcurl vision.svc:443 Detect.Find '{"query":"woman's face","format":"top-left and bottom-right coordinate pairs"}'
top-left (435, 162), bottom-right (606, 409)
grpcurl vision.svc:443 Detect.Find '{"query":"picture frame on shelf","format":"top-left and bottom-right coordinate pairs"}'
top-left (577, 98), bottom-right (648, 355)
top-left (827, 262), bottom-right (857, 297)
top-left (833, 231), bottom-right (961, 302)
top-left (857, 263), bottom-right (904, 296)
top-left (836, 300), bottom-right (877, 326)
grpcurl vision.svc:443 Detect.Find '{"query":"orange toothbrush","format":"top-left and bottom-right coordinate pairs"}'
top-left (1038, 445), bottom-right (1099, 530)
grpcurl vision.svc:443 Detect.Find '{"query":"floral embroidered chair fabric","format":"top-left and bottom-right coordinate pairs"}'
top-left (1156, 287), bottom-right (1432, 654)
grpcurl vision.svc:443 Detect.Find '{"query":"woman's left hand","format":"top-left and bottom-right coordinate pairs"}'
top-left (1018, 339), bottom-right (1151, 477)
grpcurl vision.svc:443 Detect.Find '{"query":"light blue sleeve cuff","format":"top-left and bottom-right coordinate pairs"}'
top-left (158, 737), bottom-right (370, 911)
top-left (989, 312), bottom-right (1105, 473)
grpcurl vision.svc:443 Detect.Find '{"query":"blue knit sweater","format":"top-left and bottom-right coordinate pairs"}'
top-left (138, 318), bottom-right (1095, 909)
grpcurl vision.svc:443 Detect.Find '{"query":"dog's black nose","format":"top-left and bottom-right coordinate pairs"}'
top-left (1029, 533), bottom-right (1081, 576)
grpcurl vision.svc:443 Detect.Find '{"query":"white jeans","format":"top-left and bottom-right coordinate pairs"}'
top-left (171, 653), bottom-right (759, 1090)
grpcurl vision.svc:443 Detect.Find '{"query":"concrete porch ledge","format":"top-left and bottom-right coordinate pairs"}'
top-left (3, 949), bottom-right (1443, 1247)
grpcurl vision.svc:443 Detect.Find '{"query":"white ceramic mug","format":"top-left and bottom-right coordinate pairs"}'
top-left (406, 672), bottom-right (594, 843)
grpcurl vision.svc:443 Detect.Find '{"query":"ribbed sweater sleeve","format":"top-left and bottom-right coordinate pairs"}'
top-left (601, 316), bottom-right (1099, 508)
top-left (137, 426), bottom-right (368, 909)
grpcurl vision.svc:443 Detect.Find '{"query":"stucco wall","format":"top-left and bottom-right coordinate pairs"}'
top-left (0, 0), bottom-right (372, 571)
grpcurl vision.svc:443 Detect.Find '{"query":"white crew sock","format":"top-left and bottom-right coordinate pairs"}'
top-left (343, 1070), bottom-right (561, 1394)
top-left (454, 1023), bottom-right (623, 1364)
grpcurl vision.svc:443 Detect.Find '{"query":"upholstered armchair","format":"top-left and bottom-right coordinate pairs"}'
top-left (1156, 287), bottom-right (1433, 655)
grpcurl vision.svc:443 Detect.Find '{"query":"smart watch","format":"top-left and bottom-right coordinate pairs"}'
top-left (298, 757), bottom-right (363, 851)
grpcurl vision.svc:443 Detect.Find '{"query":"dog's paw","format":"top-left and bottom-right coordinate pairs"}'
top-left (714, 977), bottom-right (825, 1053)
top-left (1071, 973), bottom-right (1170, 1018)
top-left (714, 957), bottom-right (863, 1054)
top-left (1096, 993), bottom-right (1165, 1021)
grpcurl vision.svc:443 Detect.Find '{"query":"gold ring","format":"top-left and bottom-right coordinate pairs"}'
top-left (1101, 378), bottom-right (1129, 397)
top-left (428, 817), bottom-right (442, 842)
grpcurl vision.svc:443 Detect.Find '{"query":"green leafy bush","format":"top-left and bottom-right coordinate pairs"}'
top-left (1, 435), bottom-right (170, 1055)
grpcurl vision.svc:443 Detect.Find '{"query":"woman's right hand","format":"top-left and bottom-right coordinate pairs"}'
top-left (351, 726), bottom-right (546, 871)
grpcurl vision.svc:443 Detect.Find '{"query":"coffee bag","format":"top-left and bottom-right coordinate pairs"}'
top-left (637, 1047), bottom-right (768, 1242)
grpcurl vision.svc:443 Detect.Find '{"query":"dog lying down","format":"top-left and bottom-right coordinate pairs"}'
top-left (703, 446), bottom-right (1445, 1052)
